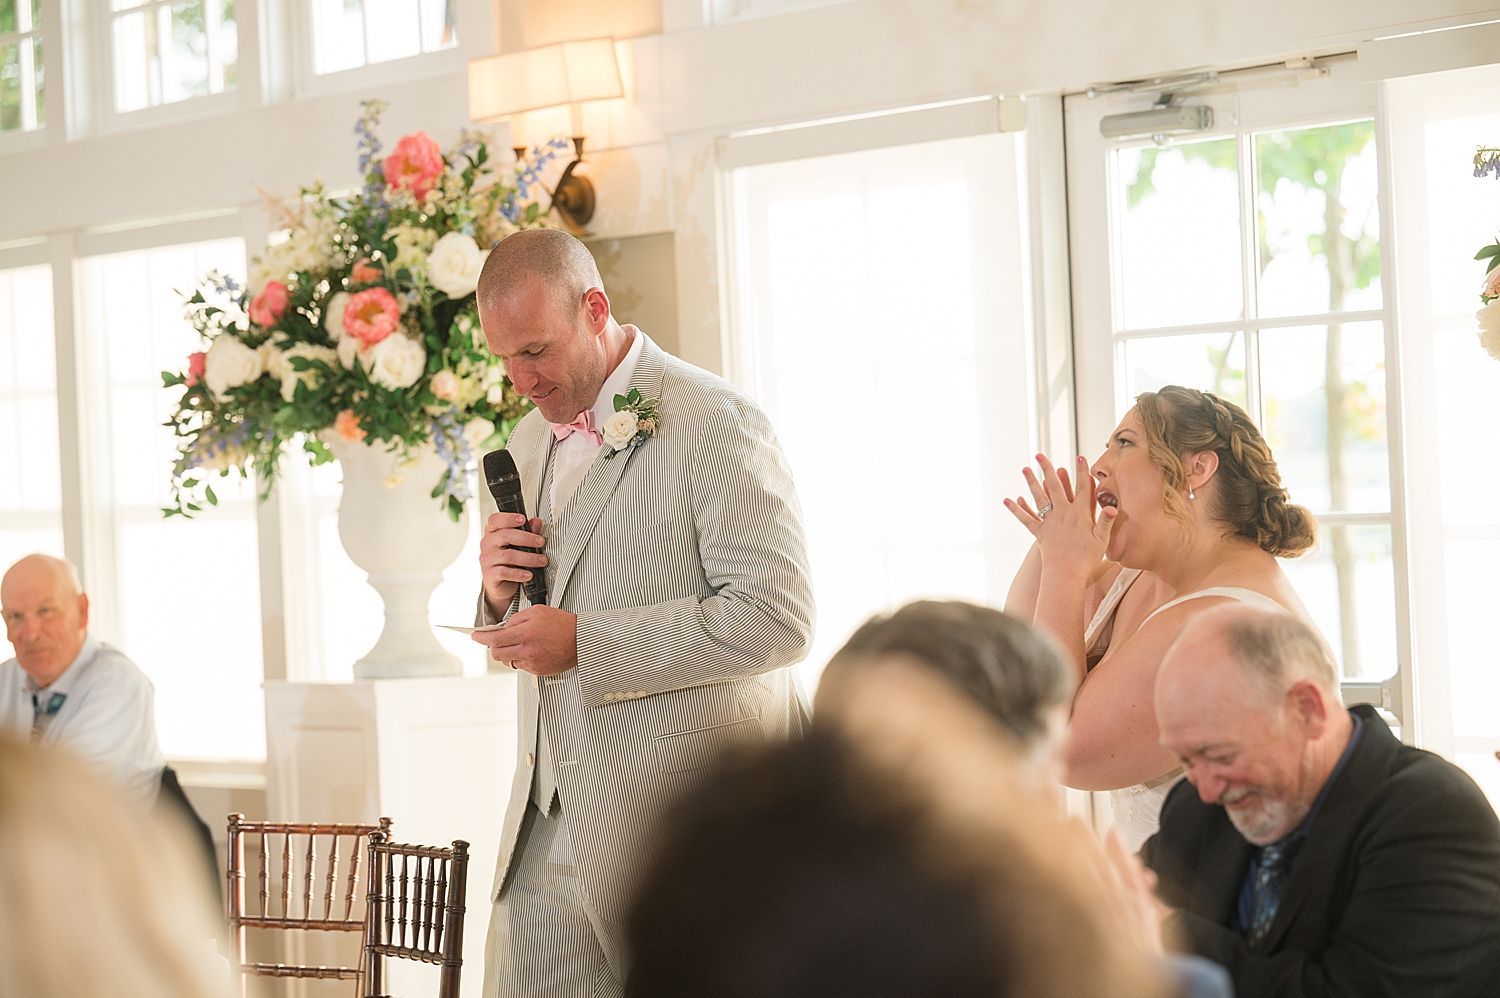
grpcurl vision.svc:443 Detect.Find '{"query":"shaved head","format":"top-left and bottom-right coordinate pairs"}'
top-left (478, 229), bottom-right (605, 321)
top-left (2, 554), bottom-right (89, 685)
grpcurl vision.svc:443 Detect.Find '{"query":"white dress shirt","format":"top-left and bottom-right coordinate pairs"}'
top-left (550, 325), bottom-right (646, 517)
top-left (0, 632), bottom-right (166, 805)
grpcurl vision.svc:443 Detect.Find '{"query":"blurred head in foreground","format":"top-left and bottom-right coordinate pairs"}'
top-left (817, 600), bottom-right (1074, 784)
top-left (625, 660), bottom-right (1166, 998)
top-left (0, 736), bottom-right (226, 998)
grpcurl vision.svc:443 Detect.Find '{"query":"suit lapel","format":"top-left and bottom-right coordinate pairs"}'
top-left (1197, 821), bottom-right (1256, 926)
top-left (1258, 708), bottom-right (1396, 953)
top-left (547, 338), bottom-right (669, 607)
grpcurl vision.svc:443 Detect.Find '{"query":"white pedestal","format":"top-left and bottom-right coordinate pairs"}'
top-left (264, 675), bottom-right (518, 998)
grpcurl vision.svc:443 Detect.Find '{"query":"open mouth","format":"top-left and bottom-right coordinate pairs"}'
top-left (531, 387), bottom-right (557, 402)
top-left (1096, 489), bottom-right (1118, 509)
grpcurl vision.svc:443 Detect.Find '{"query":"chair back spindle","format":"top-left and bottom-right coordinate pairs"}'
top-left (362, 833), bottom-right (469, 998)
top-left (225, 814), bottom-right (392, 997)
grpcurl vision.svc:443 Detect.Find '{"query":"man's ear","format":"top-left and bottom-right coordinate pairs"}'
top-left (1285, 679), bottom-right (1330, 737)
top-left (582, 287), bottom-right (611, 334)
top-left (77, 592), bottom-right (89, 631)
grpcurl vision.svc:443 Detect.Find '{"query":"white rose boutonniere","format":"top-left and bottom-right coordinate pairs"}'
top-left (602, 388), bottom-right (663, 458)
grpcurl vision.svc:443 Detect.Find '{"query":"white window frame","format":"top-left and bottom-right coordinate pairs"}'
top-left (0, 0), bottom-right (44, 132)
top-left (1064, 56), bottom-right (1414, 733)
top-left (88, 0), bottom-right (257, 135)
top-left (289, 0), bottom-right (465, 100)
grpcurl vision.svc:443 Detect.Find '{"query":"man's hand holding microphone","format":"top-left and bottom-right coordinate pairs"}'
top-left (473, 450), bottom-right (578, 677)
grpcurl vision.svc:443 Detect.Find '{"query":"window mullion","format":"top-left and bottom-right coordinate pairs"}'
top-left (1238, 129), bottom-right (1264, 427)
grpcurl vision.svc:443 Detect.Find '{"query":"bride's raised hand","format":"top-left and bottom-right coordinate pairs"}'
top-left (1004, 455), bottom-right (1117, 568)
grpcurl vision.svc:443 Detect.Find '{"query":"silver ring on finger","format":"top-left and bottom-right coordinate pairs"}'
top-left (1037, 502), bottom-right (1054, 520)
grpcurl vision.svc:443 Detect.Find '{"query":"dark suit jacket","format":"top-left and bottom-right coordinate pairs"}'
top-left (1142, 705), bottom-right (1500, 998)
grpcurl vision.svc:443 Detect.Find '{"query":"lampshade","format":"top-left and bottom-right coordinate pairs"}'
top-left (469, 38), bottom-right (624, 122)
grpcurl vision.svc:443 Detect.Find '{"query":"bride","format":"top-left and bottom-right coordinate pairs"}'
top-left (1004, 385), bottom-right (1321, 850)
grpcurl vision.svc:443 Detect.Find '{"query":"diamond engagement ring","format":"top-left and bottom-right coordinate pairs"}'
top-left (1037, 502), bottom-right (1054, 519)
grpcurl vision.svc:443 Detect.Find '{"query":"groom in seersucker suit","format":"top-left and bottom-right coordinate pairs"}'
top-left (470, 229), bottom-right (814, 998)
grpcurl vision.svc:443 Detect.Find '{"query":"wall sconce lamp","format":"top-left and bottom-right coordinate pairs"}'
top-left (468, 38), bottom-right (624, 233)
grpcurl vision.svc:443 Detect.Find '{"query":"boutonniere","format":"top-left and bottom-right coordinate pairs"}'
top-left (601, 389), bottom-right (662, 458)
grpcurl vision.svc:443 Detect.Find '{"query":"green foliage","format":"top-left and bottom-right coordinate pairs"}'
top-left (1124, 138), bottom-right (1236, 209)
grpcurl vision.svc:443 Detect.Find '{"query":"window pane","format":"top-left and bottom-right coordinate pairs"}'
top-left (313, 0), bottom-right (365, 74)
top-left (1122, 331), bottom-right (1247, 413)
top-left (218, 0), bottom-right (236, 89)
top-left (364, 0), bottom-right (420, 65)
top-left (1255, 120), bottom-right (1382, 318)
top-left (82, 238), bottom-right (265, 760)
top-left (29, 36), bottom-right (40, 126)
top-left (733, 133), bottom-right (1035, 688)
top-left (416, 0), bottom-right (453, 52)
top-left (111, 10), bottom-right (151, 112)
top-left (162, 2), bottom-right (208, 103)
top-left (0, 41), bottom-right (19, 132)
top-left (0, 265), bottom-right (62, 664)
top-left (0, 0), bottom-right (14, 33)
top-left (1280, 523), bottom-right (1396, 682)
top-left (1260, 321), bottom-right (1389, 513)
top-left (1116, 138), bottom-right (1242, 330)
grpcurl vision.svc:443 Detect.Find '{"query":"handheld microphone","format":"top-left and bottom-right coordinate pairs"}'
top-left (483, 449), bottom-right (548, 607)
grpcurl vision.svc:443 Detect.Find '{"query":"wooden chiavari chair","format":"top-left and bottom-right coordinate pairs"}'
top-left (361, 832), bottom-right (469, 998)
top-left (226, 813), bottom-right (393, 997)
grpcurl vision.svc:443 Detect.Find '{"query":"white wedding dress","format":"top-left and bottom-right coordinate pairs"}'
top-left (1083, 567), bottom-right (1284, 852)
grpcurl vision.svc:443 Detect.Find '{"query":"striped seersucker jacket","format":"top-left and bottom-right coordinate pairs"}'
top-left (477, 333), bottom-right (814, 951)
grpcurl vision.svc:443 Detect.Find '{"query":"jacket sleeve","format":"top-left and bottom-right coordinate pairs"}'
top-left (1173, 773), bottom-right (1500, 998)
top-left (52, 658), bottom-right (163, 806)
top-left (574, 395), bottom-right (814, 707)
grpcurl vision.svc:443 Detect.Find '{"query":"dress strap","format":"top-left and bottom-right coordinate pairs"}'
top-left (1084, 567), bottom-right (1144, 666)
top-left (1142, 586), bottom-right (1284, 625)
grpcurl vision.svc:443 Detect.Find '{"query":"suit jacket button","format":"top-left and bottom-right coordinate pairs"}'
top-left (525, 752), bottom-right (534, 767)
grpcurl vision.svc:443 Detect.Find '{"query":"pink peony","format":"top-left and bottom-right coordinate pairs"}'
top-left (351, 258), bottom-right (383, 284)
top-left (249, 281), bottom-right (291, 329)
top-left (343, 287), bottom-right (402, 347)
top-left (186, 351), bottom-right (207, 387)
top-left (430, 368), bottom-right (460, 401)
top-left (1484, 266), bottom-right (1500, 301)
top-left (334, 409), bottom-right (367, 442)
top-left (383, 132), bottom-right (445, 201)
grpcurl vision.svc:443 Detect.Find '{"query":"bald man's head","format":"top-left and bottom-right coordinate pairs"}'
top-left (1156, 604), bottom-right (1351, 845)
top-left (476, 229), bottom-right (632, 424)
top-left (2, 554), bottom-right (89, 686)
top-left (477, 229), bottom-right (605, 321)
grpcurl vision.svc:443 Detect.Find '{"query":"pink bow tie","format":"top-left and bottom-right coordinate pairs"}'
top-left (551, 410), bottom-right (602, 446)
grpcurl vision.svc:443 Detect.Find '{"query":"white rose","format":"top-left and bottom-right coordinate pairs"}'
top-left (203, 334), bottom-right (264, 401)
top-left (258, 335), bottom-right (287, 381)
top-left (431, 368), bottom-right (460, 401)
top-left (426, 232), bottom-right (486, 299)
top-left (463, 417), bottom-right (495, 452)
top-left (1479, 301), bottom-right (1500, 362)
top-left (365, 332), bottom-right (427, 391)
top-left (601, 410), bottom-right (639, 451)
top-left (279, 343), bottom-right (340, 403)
top-left (324, 291), bottom-right (352, 342)
top-left (486, 383), bottom-right (505, 406)
top-left (337, 334), bottom-right (367, 371)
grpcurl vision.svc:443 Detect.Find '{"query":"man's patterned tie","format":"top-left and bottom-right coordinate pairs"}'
top-left (1246, 839), bottom-right (1295, 946)
top-left (30, 692), bottom-right (66, 743)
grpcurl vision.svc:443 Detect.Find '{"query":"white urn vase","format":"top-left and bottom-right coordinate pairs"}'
top-left (328, 437), bottom-right (469, 679)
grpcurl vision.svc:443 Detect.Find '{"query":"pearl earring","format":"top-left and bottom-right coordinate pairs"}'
top-left (1188, 485), bottom-right (1196, 500)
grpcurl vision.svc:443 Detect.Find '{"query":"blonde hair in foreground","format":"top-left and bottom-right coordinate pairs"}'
top-left (0, 737), bottom-right (226, 998)
top-left (820, 656), bottom-right (1169, 998)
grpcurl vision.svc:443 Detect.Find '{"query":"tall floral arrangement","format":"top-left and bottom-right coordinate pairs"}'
top-left (162, 101), bottom-right (570, 520)
top-left (1473, 147), bottom-right (1500, 360)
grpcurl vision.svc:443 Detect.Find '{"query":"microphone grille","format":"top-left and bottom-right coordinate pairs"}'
top-left (483, 449), bottom-right (520, 491)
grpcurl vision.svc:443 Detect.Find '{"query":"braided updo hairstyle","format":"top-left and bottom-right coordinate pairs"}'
top-left (1133, 386), bottom-right (1317, 558)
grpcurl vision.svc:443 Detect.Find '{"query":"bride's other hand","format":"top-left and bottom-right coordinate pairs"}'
top-left (1005, 455), bottom-right (1117, 568)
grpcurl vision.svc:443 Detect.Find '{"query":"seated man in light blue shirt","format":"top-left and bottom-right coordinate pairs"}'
top-left (0, 553), bottom-right (166, 804)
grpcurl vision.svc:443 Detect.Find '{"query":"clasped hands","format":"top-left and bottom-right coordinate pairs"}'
top-left (1003, 454), bottom-right (1117, 568)
top-left (473, 512), bottom-right (577, 677)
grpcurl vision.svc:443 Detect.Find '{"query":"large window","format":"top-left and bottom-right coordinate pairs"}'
top-left (0, 0), bottom-right (43, 132)
top-left (0, 263), bottom-right (63, 661)
top-left (110, 0), bottom-right (238, 112)
top-left (726, 126), bottom-right (1037, 686)
top-left (313, 0), bottom-right (454, 76)
top-left (79, 237), bottom-right (264, 760)
top-left (1069, 62), bottom-right (1404, 703)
